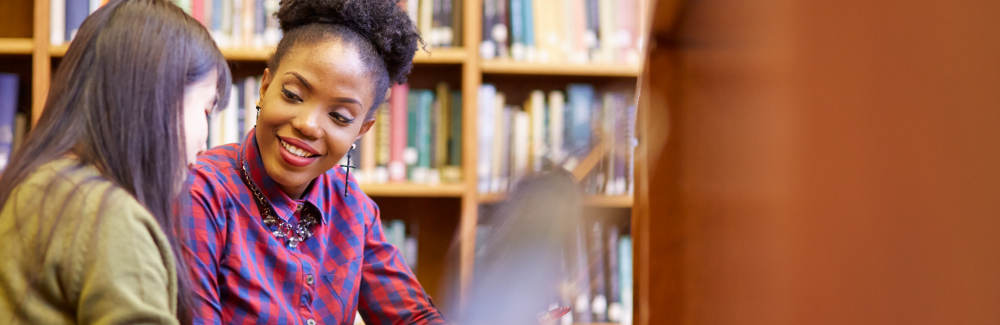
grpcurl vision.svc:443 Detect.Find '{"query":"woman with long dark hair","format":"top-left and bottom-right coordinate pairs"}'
top-left (181, 0), bottom-right (447, 323)
top-left (0, 0), bottom-right (230, 323)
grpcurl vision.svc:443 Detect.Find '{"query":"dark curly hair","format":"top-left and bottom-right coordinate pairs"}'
top-left (270, 0), bottom-right (423, 119)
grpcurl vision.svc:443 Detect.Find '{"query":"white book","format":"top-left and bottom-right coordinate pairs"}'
top-left (407, 0), bottom-right (420, 28)
top-left (512, 110), bottom-right (529, 182)
top-left (477, 84), bottom-right (496, 193)
top-left (548, 90), bottom-right (565, 164)
top-left (243, 77), bottom-right (257, 137)
top-left (528, 90), bottom-right (545, 172)
top-left (90, 0), bottom-right (102, 13)
top-left (597, 0), bottom-right (616, 63)
top-left (490, 93), bottom-right (506, 193)
top-left (418, 0), bottom-right (433, 47)
top-left (50, 0), bottom-right (65, 45)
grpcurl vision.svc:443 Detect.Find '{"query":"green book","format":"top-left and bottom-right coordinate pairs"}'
top-left (449, 91), bottom-right (462, 166)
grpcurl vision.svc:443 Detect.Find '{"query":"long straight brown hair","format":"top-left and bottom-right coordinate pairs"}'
top-left (0, 0), bottom-right (230, 321)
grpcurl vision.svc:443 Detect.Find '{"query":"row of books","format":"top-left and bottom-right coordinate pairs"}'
top-left (477, 83), bottom-right (636, 196)
top-left (402, 0), bottom-right (465, 48)
top-left (51, 0), bottom-right (282, 48)
top-left (209, 77), bottom-right (463, 185)
top-left (0, 73), bottom-right (29, 171)
top-left (381, 219), bottom-right (419, 275)
top-left (480, 0), bottom-right (645, 64)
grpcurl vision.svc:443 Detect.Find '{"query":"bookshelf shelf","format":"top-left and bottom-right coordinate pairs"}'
top-left (360, 182), bottom-right (465, 198)
top-left (49, 44), bottom-right (68, 56)
top-left (480, 60), bottom-right (641, 77)
top-left (0, 38), bottom-right (34, 55)
top-left (477, 193), bottom-right (633, 208)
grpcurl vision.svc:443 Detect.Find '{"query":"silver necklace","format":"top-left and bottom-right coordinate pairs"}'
top-left (239, 160), bottom-right (320, 248)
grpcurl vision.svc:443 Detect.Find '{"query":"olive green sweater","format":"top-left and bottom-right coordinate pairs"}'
top-left (0, 158), bottom-right (178, 324)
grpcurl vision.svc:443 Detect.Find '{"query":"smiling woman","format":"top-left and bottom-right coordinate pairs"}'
top-left (179, 0), bottom-right (448, 324)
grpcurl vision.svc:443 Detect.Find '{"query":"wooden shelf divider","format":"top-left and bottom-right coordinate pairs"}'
top-left (360, 182), bottom-right (465, 198)
top-left (0, 38), bottom-right (34, 55)
top-left (477, 192), bottom-right (633, 208)
top-left (481, 59), bottom-right (641, 77)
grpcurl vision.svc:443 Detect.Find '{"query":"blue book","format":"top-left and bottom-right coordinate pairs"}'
top-left (0, 73), bottom-right (20, 169)
top-left (65, 0), bottom-right (90, 41)
top-left (565, 84), bottom-right (595, 157)
top-left (509, 0), bottom-right (524, 46)
top-left (522, 0), bottom-right (534, 47)
top-left (211, 0), bottom-right (223, 31)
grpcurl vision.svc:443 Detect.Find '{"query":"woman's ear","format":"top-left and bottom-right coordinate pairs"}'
top-left (355, 118), bottom-right (376, 141)
top-left (259, 68), bottom-right (272, 101)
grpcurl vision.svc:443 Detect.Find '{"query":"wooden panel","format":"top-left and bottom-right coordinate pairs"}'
top-left (361, 183), bottom-right (465, 198)
top-left (636, 0), bottom-right (1000, 324)
top-left (0, 0), bottom-right (34, 38)
top-left (458, 0), bottom-right (483, 315)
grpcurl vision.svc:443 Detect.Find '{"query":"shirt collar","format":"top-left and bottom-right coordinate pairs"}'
top-left (239, 128), bottom-right (329, 225)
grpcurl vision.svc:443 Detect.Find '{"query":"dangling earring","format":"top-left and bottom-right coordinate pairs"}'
top-left (341, 143), bottom-right (357, 196)
top-left (255, 105), bottom-right (261, 121)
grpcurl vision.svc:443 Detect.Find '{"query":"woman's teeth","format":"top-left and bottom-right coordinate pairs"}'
top-left (280, 139), bottom-right (316, 158)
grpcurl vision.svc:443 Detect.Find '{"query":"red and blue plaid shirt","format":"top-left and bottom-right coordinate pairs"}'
top-left (182, 129), bottom-right (447, 325)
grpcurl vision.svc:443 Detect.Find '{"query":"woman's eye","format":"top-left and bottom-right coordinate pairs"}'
top-left (281, 88), bottom-right (301, 102)
top-left (330, 112), bottom-right (356, 124)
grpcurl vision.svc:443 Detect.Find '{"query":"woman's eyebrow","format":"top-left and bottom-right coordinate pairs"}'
top-left (284, 72), bottom-right (313, 92)
top-left (332, 97), bottom-right (362, 106)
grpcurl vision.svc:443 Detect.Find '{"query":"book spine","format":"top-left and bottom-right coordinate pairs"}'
top-left (602, 93), bottom-right (615, 194)
top-left (617, 0), bottom-right (636, 63)
top-left (614, 94), bottom-right (628, 194)
top-left (242, 0), bottom-right (253, 47)
top-left (450, 0), bottom-right (462, 47)
top-left (588, 221), bottom-right (608, 322)
top-left (419, 0), bottom-right (434, 47)
top-left (264, 0), bottom-right (280, 46)
top-left (570, 0), bottom-right (588, 63)
top-left (432, 0), bottom-right (444, 47)
top-left (441, 0), bottom-right (453, 46)
top-left (429, 98), bottom-right (440, 170)
top-left (495, 0), bottom-right (509, 58)
top-left (449, 91), bottom-right (462, 166)
top-left (606, 226), bottom-right (622, 322)
top-left (65, 0), bottom-right (88, 42)
top-left (417, 90), bottom-right (433, 181)
top-left (548, 90), bottom-right (565, 165)
top-left (584, 0), bottom-right (599, 59)
top-left (522, 0), bottom-right (535, 61)
top-left (509, 0), bottom-right (524, 61)
top-left (619, 235), bottom-right (633, 325)
top-left (627, 103), bottom-right (636, 194)
top-left (406, 90), bottom-right (420, 181)
top-left (435, 82), bottom-right (451, 168)
top-left (254, 0), bottom-right (265, 47)
top-left (499, 105), bottom-right (512, 190)
top-left (201, 0), bottom-right (212, 28)
top-left (480, 0), bottom-right (497, 59)
top-left (192, 0), bottom-right (205, 25)
top-left (51, 0), bottom-right (65, 45)
top-left (477, 84), bottom-right (496, 193)
top-left (511, 109), bottom-right (529, 183)
top-left (389, 83), bottom-right (409, 182)
top-left (490, 93), bottom-right (506, 192)
top-left (566, 84), bottom-right (594, 158)
top-left (230, 0), bottom-right (242, 47)
top-left (572, 225), bottom-right (592, 323)
top-left (528, 90), bottom-right (545, 172)
top-left (0, 74), bottom-right (19, 169)
top-left (375, 103), bottom-right (391, 184)
top-left (597, 0), bottom-right (615, 62)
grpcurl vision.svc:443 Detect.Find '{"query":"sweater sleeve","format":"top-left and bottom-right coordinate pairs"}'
top-left (70, 187), bottom-right (180, 325)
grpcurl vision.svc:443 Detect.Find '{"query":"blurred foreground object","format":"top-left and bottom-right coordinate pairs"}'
top-left (634, 0), bottom-right (1000, 324)
top-left (461, 170), bottom-right (581, 325)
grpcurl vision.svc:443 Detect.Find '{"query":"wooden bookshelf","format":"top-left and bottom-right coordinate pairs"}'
top-left (0, 38), bottom-right (33, 54)
top-left (481, 60), bottom-right (641, 77)
top-left (360, 182), bottom-right (465, 198)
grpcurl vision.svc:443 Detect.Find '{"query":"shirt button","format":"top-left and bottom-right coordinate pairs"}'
top-left (306, 319), bottom-right (316, 325)
top-left (306, 274), bottom-right (315, 285)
